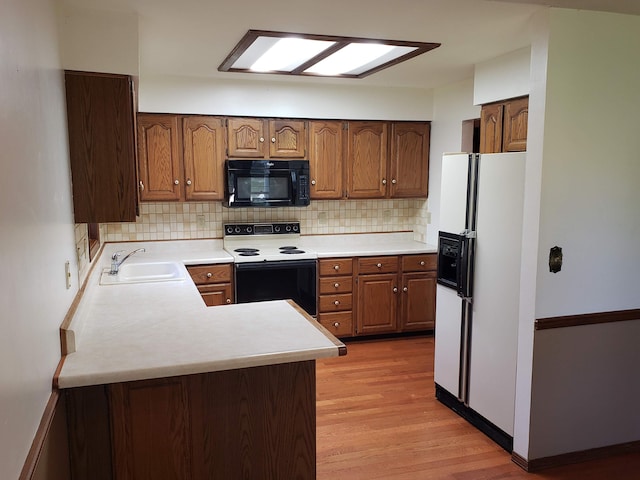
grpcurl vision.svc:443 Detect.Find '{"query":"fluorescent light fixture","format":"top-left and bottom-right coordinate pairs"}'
top-left (219, 30), bottom-right (440, 79)
top-left (250, 38), bottom-right (335, 72)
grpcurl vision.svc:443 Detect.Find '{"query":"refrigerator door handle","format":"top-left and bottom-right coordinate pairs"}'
top-left (457, 230), bottom-right (475, 301)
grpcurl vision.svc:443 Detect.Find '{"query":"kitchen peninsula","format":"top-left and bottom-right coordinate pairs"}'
top-left (56, 240), bottom-right (346, 480)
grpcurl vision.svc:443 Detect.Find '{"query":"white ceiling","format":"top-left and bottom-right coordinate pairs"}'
top-left (61, 0), bottom-right (639, 89)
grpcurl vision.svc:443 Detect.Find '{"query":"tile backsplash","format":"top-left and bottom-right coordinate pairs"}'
top-left (99, 199), bottom-right (430, 243)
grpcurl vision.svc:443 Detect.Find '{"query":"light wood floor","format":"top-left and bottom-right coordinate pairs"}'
top-left (316, 335), bottom-right (640, 479)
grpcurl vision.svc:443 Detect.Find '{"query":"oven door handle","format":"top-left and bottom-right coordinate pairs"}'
top-left (235, 259), bottom-right (317, 271)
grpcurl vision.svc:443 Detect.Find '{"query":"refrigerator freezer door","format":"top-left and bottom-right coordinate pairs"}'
top-left (434, 284), bottom-right (463, 396)
top-left (438, 154), bottom-right (470, 234)
top-left (467, 152), bottom-right (526, 436)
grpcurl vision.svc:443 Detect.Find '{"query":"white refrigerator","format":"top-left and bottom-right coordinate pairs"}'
top-left (434, 152), bottom-right (525, 451)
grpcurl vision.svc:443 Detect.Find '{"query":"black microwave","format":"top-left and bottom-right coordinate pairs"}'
top-left (224, 159), bottom-right (311, 208)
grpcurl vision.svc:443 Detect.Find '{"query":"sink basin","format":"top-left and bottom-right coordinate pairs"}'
top-left (100, 262), bottom-right (186, 285)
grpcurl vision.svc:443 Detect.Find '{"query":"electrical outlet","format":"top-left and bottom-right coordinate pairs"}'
top-left (196, 215), bottom-right (206, 228)
top-left (65, 261), bottom-right (72, 289)
top-left (318, 212), bottom-right (328, 225)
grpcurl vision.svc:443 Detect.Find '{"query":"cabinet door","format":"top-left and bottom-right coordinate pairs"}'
top-left (198, 284), bottom-right (233, 306)
top-left (502, 97), bottom-right (528, 152)
top-left (109, 378), bottom-right (192, 479)
top-left (182, 116), bottom-right (226, 201)
top-left (137, 114), bottom-right (182, 201)
top-left (347, 121), bottom-right (388, 198)
top-left (356, 273), bottom-right (398, 334)
top-left (389, 122), bottom-right (430, 198)
top-left (268, 119), bottom-right (306, 158)
top-left (400, 271), bottom-right (436, 331)
top-left (308, 121), bottom-right (344, 199)
top-left (65, 71), bottom-right (138, 222)
top-left (479, 103), bottom-right (503, 154)
top-left (227, 117), bottom-right (266, 158)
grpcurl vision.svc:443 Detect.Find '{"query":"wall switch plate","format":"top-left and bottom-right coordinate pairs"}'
top-left (65, 260), bottom-right (72, 289)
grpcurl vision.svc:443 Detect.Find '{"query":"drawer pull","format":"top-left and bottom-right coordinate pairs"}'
top-left (376, 263), bottom-right (382, 268)
top-left (420, 261), bottom-right (425, 266)
top-left (334, 283), bottom-right (340, 288)
top-left (333, 322), bottom-right (340, 328)
top-left (226, 298), bottom-right (231, 304)
top-left (334, 300), bottom-right (340, 306)
top-left (334, 265), bottom-right (340, 271)
top-left (206, 272), bottom-right (212, 278)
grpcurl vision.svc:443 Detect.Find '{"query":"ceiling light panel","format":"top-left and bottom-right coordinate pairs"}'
top-left (219, 30), bottom-right (441, 79)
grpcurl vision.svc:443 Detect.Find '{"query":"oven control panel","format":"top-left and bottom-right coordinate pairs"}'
top-left (224, 222), bottom-right (300, 236)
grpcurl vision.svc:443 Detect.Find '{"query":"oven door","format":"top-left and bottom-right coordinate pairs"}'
top-left (234, 259), bottom-right (317, 316)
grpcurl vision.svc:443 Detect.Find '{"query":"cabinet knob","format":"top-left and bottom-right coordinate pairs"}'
top-left (382, 178), bottom-right (387, 185)
top-left (259, 137), bottom-right (265, 143)
top-left (420, 261), bottom-right (425, 266)
top-left (226, 298), bottom-right (231, 304)
top-left (174, 179), bottom-right (180, 185)
top-left (271, 137), bottom-right (276, 143)
top-left (139, 180), bottom-right (144, 191)
top-left (333, 322), bottom-right (340, 328)
top-left (376, 263), bottom-right (382, 268)
top-left (311, 180), bottom-right (317, 186)
top-left (334, 283), bottom-right (340, 288)
top-left (334, 300), bottom-right (340, 306)
top-left (334, 265), bottom-right (340, 271)
top-left (403, 286), bottom-right (408, 292)
top-left (186, 179), bottom-right (192, 186)
top-left (391, 178), bottom-right (397, 184)
top-left (206, 272), bottom-right (212, 278)
top-left (393, 287), bottom-right (398, 293)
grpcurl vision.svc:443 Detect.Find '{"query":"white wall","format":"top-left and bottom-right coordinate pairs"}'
top-left (473, 47), bottom-right (531, 105)
top-left (0, 0), bottom-right (78, 477)
top-left (426, 78), bottom-right (481, 245)
top-left (57, 4), bottom-right (139, 75)
top-left (139, 74), bottom-right (434, 120)
top-left (526, 9), bottom-right (640, 459)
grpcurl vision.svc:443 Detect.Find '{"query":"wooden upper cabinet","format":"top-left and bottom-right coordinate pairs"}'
top-left (268, 119), bottom-right (306, 158)
top-left (227, 118), bottom-right (306, 158)
top-left (226, 117), bottom-right (265, 158)
top-left (182, 116), bottom-right (226, 201)
top-left (389, 122), bottom-right (430, 198)
top-left (308, 120), bottom-right (344, 199)
top-left (479, 96), bottom-right (528, 153)
top-left (137, 114), bottom-right (182, 201)
top-left (347, 121), bottom-right (388, 198)
top-left (65, 71), bottom-right (138, 223)
top-left (479, 103), bottom-right (504, 154)
top-left (502, 97), bottom-right (528, 152)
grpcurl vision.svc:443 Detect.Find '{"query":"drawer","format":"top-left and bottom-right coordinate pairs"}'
top-left (198, 283), bottom-right (233, 306)
top-left (318, 312), bottom-right (353, 337)
top-left (402, 254), bottom-right (437, 272)
top-left (319, 276), bottom-right (353, 294)
top-left (319, 258), bottom-right (353, 276)
top-left (319, 293), bottom-right (353, 312)
top-left (357, 256), bottom-right (399, 275)
top-left (187, 264), bottom-right (232, 285)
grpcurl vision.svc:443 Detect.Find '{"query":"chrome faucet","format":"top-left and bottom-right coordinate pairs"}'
top-left (110, 248), bottom-right (146, 275)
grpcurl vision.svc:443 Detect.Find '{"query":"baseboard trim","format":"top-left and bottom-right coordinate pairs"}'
top-left (435, 383), bottom-right (513, 452)
top-left (19, 391), bottom-right (59, 480)
top-left (511, 440), bottom-right (640, 472)
top-left (536, 308), bottom-right (640, 330)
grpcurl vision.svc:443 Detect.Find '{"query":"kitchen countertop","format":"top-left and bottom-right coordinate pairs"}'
top-left (57, 233), bottom-right (435, 389)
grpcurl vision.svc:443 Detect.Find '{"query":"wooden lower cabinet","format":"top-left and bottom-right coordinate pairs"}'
top-left (353, 254), bottom-right (437, 336)
top-left (66, 361), bottom-right (317, 480)
top-left (187, 264), bottom-right (233, 306)
top-left (317, 258), bottom-right (354, 337)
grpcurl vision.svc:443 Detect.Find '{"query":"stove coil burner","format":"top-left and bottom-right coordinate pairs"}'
top-left (279, 246), bottom-right (305, 255)
top-left (234, 247), bottom-right (260, 257)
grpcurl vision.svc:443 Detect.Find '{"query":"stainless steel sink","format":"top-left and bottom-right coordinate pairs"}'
top-left (99, 261), bottom-right (186, 285)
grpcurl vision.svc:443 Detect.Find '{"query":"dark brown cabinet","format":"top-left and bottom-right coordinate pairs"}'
top-left (399, 254), bottom-right (437, 331)
top-left (182, 116), bottom-right (226, 201)
top-left (480, 96), bottom-right (528, 153)
top-left (65, 71), bottom-right (138, 223)
top-left (346, 121), bottom-right (389, 198)
top-left (317, 258), bottom-right (354, 337)
top-left (389, 122), bottom-right (431, 198)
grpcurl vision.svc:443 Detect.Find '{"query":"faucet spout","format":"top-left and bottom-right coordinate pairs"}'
top-left (110, 248), bottom-right (146, 275)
